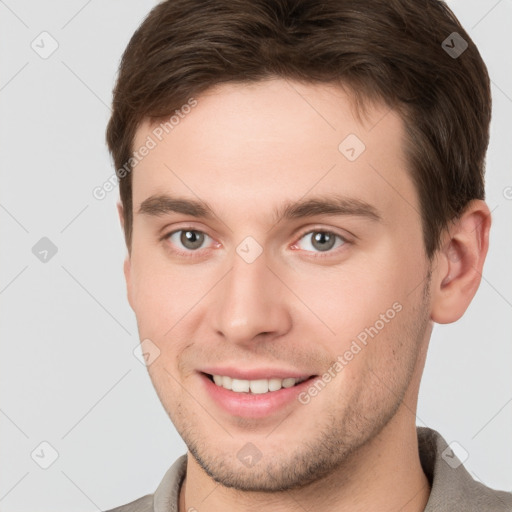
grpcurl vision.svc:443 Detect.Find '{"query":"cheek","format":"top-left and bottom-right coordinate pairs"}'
top-left (131, 267), bottom-right (174, 329)
top-left (289, 260), bottom-right (405, 343)
top-left (128, 243), bottom-right (207, 328)
top-left (291, 255), bottom-right (422, 398)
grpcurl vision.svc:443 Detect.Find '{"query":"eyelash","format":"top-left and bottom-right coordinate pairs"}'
top-left (162, 226), bottom-right (349, 259)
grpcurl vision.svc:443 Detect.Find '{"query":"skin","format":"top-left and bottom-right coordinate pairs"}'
top-left (120, 79), bottom-right (491, 512)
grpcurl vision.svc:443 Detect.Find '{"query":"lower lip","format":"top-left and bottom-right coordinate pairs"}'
top-left (199, 373), bottom-right (317, 419)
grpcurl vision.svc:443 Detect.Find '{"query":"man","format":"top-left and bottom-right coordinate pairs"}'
top-left (104, 0), bottom-right (511, 510)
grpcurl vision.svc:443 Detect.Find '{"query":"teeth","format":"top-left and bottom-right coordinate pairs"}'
top-left (231, 378), bottom-right (250, 393)
top-left (282, 378), bottom-right (296, 388)
top-left (211, 375), bottom-right (309, 394)
top-left (249, 379), bottom-right (268, 394)
top-left (268, 378), bottom-right (282, 392)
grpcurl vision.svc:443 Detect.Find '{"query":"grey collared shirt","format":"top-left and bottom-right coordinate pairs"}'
top-left (105, 427), bottom-right (512, 511)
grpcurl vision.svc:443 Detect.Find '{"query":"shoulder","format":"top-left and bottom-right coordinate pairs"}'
top-left (418, 427), bottom-right (512, 511)
top-left (103, 493), bottom-right (153, 512)
top-left (101, 454), bottom-right (187, 512)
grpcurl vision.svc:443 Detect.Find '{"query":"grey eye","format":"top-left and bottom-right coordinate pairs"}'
top-left (180, 230), bottom-right (205, 250)
top-left (297, 231), bottom-right (345, 253)
top-left (311, 232), bottom-right (336, 251)
top-left (168, 230), bottom-right (208, 251)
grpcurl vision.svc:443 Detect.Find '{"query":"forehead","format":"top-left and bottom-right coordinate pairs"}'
top-left (130, 79), bottom-right (416, 224)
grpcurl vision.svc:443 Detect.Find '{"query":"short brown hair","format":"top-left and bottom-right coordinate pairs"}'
top-left (106, 0), bottom-right (491, 258)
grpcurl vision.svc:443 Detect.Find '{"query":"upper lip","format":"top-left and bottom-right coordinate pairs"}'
top-left (200, 367), bottom-right (316, 380)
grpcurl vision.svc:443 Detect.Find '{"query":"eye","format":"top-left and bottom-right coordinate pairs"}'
top-left (293, 230), bottom-right (347, 254)
top-left (165, 229), bottom-right (213, 252)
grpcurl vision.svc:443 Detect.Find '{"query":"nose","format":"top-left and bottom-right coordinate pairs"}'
top-left (211, 248), bottom-right (293, 346)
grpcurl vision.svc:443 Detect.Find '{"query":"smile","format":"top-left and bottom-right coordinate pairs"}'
top-left (208, 374), bottom-right (311, 394)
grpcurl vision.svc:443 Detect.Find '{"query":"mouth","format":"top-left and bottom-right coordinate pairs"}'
top-left (199, 370), bottom-right (320, 418)
top-left (202, 372), bottom-right (317, 395)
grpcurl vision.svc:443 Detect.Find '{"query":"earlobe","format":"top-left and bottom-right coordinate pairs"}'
top-left (430, 200), bottom-right (491, 324)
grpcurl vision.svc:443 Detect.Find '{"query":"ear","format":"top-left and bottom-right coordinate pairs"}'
top-left (117, 201), bottom-right (125, 231)
top-left (117, 201), bottom-right (134, 310)
top-left (430, 200), bottom-right (491, 324)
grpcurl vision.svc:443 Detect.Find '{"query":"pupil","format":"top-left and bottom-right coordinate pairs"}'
top-left (313, 232), bottom-right (335, 251)
top-left (181, 230), bottom-right (204, 249)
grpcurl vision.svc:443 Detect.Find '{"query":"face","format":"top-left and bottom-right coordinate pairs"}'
top-left (125, 79), bottom-right (433, 491)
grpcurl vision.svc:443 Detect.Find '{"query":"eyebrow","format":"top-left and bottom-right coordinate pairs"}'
top-left (274, 195), bottom-right (381, 223)
top-left (138, 195), bottom-right (215, 219)
top-left (137, 193), bottom-right (382, 223)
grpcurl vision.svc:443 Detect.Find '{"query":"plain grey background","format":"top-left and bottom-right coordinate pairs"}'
top-left (0, 1), bottom-right (511, 510)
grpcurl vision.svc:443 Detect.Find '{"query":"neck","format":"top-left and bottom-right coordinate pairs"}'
top-left (179, 410), bottom-right (431, 512)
